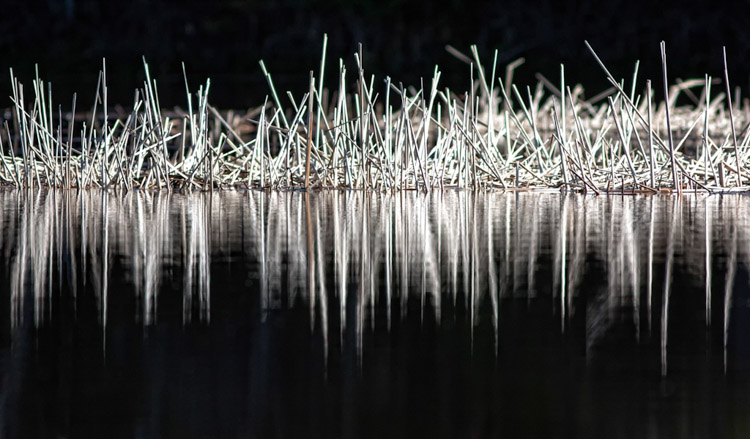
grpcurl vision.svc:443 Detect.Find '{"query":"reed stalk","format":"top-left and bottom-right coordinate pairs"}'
top-left (0, 44), bottom-right (747, 193)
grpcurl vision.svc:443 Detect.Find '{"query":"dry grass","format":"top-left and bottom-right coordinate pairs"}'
top-left (1, 39), bottom-right (748, 193)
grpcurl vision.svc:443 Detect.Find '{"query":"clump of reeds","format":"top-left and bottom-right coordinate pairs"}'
top-left (1, 38), bottom-right (748, 193)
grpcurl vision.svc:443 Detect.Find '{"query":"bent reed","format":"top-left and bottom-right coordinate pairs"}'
top-left (1, 38), bottom-right (748, 193)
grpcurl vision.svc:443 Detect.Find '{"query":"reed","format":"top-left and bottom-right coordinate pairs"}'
top-left (1, 40), bottom-right (749, 193)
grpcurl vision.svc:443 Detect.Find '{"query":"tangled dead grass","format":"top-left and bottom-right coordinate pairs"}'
top-left (1, 38), bottom-right (748, 194)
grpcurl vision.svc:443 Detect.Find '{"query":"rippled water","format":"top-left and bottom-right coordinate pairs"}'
top-left (1, 190), bottom-right (749, 438)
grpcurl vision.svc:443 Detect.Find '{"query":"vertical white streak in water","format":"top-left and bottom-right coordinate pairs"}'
top-left (101, 190), bottom-right (108, 354)
top-left (513, 194), bottom-right (522, 295)
top-left (314, 196), bottom-right (329, 363)
top-left (259, 193), bottom-right (268, 322)
top-left (723, 207), bottom-right (737, 374)
top-left (88, 193), bottom-right (103, 322)
top-left (399, 193), bottom-right (408, 320)
top-left (503, 194), bottom-right (511, 290)
top-left (288, 195), bottom-right (300, 306)
top-left (552, 196), bottom-right (562, 316)
top-left (705, 197), bottom-right (712, 326)
top-left (33, 191), bottom-right (47, 327)
top-left (29, 193), bottom-right (38, 327)
top-left (470, 192), bottom-right (478, 349)
top-left (264, 194), bottom-right (280, 310)
top-left (647, 197), bottom-right (654, 333)
top-left (422, 195), bottom-right (441, 324)
top-left (54, 194), bottom-right (63, 306)
top-left (357, 193), bottom-right (368, 361)
top-left (416, 195), bottom-right (424, 323)
top-left (449, 192), bottom-right (459, 305)
top-left (624, 197), bottom-right (639, 338)
top-left (368, 195), bottom-right (376, 332)
top-left (145, 194), bottom-right (160, 325)
top-left (618, 199), bottom-right (626, 306)
top-left (461, 192), bottom-right (470, 312)
top-left (527, 196), bottom-right (539, 297)
top-left (369, 195), bottom-right (378, 326)
top-left (560, 194), bottom-right (568, 331)
top-left (436, 193), bottom-right (444, 326)
top-left (66, 192), bottom-right (78, 309)
top-left (385, 195), bottom-right (393, 331)
top-left (332, 191), bottom-right (347, 341)
top-left (128, 192), bottom-right (179, 325)
top-left (305, 193), bottom-right (316, 332)
top-left (8, 193), bottom-right (17, 328)
top-left (661, 197), bottom-right (678, 377)
top-left (431, 197), bottom-right (441, 319)
top-left (201, 194), bottom-right (211, 322)
top-left (80, 189), bottom-right (87, 285)
top-left (508, 195), bottom-right (513, 297)
top-left (133, 194), bottom-right (149, 324)
top-left (125, 194), bottom-right (140, 320)
top-left (143, 193), bottom-right (154, 324)
top-left (461, 192), bottom-right (472, 347)
top-left (487, 195), bottom-right (499, 354)
top-left (297, 194), bottom-right (307, 308)
top-left (48, 192), bottom-right (56, 321)
top-left (181, 196), bottom-right (189, 324)
top-left (10, 194), bottom-right (27, 328)
top-left (568, 196), bottom-right (585, 316)
top-left (607, 198), bottom-right (616, 317)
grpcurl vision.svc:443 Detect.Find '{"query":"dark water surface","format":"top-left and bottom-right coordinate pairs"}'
top-left (1, 190), bottom-right (750, 438)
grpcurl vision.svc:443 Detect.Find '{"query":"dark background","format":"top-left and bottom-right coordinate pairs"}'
top-left (2, 0), bottom-right (750, 108)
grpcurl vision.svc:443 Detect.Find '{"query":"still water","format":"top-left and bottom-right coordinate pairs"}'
top-left (0, 190), bottom-right (749, 438)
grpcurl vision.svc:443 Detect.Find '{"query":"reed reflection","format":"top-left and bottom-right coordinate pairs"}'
top-left (2, 190), bottom-right (213, 328)
top-left (1, 190), bottom-right (748, 370)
